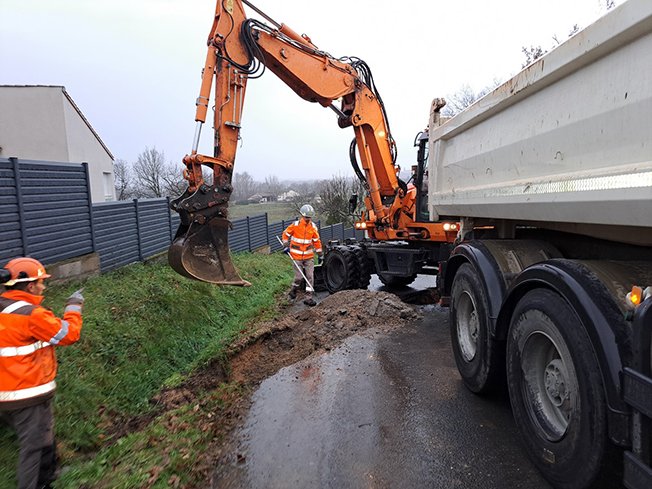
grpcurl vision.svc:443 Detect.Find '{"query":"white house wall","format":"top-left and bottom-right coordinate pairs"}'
top-left (62, 95), bottom-right (115, 201)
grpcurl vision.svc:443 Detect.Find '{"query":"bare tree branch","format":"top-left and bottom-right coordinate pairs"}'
top-left (133, 147), bottom-right (166, 197)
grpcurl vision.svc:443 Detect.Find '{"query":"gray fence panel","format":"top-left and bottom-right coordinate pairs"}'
top-left (0, 158), bottom-right (93, 265)
top-left (0, 160), bottom-right (21, 263)
top-left (267, 221), bottom-right (287, 251)
top-left (136, 199), bottom-right (173, 259)
top-left (248, 214), bottom-right (268, 250)
top-left (93, 201), bottom-right (140, 272)
top-left (228, 217), bottom-right (250, 252)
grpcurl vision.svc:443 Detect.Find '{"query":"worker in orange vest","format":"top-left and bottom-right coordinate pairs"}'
top-left (0, 257), bottom-right (84, 489)
top-left (282, 204), bottom-right (323, 306)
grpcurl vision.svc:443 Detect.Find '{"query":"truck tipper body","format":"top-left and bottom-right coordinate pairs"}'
top-left (426, 1), bottom-right (652, 487)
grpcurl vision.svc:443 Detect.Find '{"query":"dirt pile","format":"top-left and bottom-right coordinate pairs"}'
top-left (228, 289), bottom-right (421, 385)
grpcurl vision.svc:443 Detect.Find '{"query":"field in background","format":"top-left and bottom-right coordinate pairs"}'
top-left (229, 202), bottom-right (299, 222)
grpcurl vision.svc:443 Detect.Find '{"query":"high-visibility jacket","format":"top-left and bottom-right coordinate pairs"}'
top-left (282, 218), bottom-right (323, 261)
top-left (0, 289), bottom-right (82, 410)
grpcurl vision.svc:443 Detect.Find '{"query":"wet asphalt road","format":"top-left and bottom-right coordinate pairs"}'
top-left (214, 277), bottom-right (552, 489)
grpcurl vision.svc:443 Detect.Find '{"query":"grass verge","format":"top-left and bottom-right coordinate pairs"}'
top-left (0, 252), bottom-right (293, 488)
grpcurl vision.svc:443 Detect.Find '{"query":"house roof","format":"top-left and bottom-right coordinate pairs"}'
top-left (1, 85), bottom-right (114, 160)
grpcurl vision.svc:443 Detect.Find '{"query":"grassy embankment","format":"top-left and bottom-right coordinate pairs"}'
top-left (0, 252), bottom-right (293, 489)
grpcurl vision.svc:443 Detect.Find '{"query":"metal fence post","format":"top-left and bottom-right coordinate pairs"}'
top-left (246, 216), bottom-right (251, 251)
top-left (82, 162), bottom-right (97, 252)
top-left (265, 213), bottom-right (269, 245)
top-left (134, 199), bottom-right (143, 261)
top-left (9, 157), bottom-right (28, 256)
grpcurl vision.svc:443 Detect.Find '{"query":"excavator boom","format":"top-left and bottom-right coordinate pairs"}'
top-left (169, 0), bottom-right (454, 284)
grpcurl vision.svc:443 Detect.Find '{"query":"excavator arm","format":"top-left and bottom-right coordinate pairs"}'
top-left (169, 0), bottom-right (453, 284)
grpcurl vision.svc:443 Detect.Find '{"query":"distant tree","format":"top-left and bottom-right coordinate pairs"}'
top-left (161, 162), bottom-right (187, 198)
top-left (113, 159), bottom-right (134, 200)
top-left (442, 81), bottom-right (501, 117)
top-left (232, 171), bottom-right (259, 201)
top-left (133, 147), bottom-right (166, 197)
top-left (521, 45), bottom-right (547, 68)
top-left (316, 175), bottom-right (366, 226)
top-left (604, 0), bottom-right (616, 9)
top-left (262, 175), bottom-right (283, 197)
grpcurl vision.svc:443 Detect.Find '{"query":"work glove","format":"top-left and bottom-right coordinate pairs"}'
top-left (283, 247), bottom-right (290, 255)
top-left (317, 255), bottom-right (324, 265)
top-left (66, 288), bottom-right (85, 307)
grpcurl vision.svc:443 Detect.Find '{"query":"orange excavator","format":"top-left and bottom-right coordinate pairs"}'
top-left (169, 0), bottom-right (458, 288)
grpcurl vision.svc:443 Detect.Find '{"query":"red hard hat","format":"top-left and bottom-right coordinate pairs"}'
top-left (2, 257), bottom-right (51, 286)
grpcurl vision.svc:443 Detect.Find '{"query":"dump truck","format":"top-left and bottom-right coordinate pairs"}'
top-left (421, 1), bottom-right (652, 487)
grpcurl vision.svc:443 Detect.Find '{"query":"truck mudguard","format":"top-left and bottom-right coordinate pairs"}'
top-left (443, 241), bottom-right (507, 336)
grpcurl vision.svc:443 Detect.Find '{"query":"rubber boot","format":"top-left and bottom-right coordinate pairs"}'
top-left (288, 287), bottom-right (298, 300)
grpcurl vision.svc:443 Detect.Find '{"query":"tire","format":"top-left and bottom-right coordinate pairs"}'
top-left (324, 246), bottom-right (359, 293)
top-left (506, 288), bottom-right (611, 489)
top-left (450, 263), bottom-right (504, 393)
top-left (377, 273), bottom-right (417, 288)
top-left (352, 246), bottom-right (372, 289)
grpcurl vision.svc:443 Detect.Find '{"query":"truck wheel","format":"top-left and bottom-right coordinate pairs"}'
top-left (377, 273), bottom-right (417, 288)
top-left (507, 288), bottom-right (609, 489)
top-left (450, 263), bottom-right (503, 393)
top-left (324, 246), bottom-right (359, 293)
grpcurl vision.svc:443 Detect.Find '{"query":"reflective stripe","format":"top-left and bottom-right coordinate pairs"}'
top-left (291, 249), bottom-right (314, 256)
top-left (48, 320), bottom-right (69, 345)
top-left (64, 304), bottom-right (82, 314)
top-left (290, 237), bottom-right (313, 244)
top-left (0, 340), bottom-right (51, 357)
top-left (1, 301), bottom-right (31, 314)
top-left (0, 380), bottom-right (56, 401)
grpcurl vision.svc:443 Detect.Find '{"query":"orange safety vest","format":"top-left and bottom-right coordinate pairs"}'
top-left (0, 289), bottom-right (82, 410)
top-left (282, 218), bottom-right (323, 261)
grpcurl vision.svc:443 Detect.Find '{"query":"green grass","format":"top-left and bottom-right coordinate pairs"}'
top-left (0, 252), bottom-right (293, 489)
top-left (228, 202), bottom-right (298, 222)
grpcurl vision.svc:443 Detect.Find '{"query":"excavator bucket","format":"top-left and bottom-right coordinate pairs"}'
top-left (168, 218), bottom-right (251, 286)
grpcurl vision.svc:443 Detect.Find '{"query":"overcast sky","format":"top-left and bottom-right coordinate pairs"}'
top-left (1, 0), bottom-right (619, 181)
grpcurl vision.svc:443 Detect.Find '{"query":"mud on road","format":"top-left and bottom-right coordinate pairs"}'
top-left (145, 289), bottom-right (421, 487)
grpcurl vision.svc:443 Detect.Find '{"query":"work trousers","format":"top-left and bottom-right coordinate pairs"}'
top-left (0, 399), bottom-right (57, 489)
top-left (291, 258), bottom-right (315, 299)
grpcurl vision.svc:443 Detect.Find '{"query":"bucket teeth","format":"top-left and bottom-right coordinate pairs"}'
top-left (168, 218), bottom-right (251, 286)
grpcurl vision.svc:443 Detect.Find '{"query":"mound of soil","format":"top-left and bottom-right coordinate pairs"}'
top-left (228, 289), bottom-right (420, 386)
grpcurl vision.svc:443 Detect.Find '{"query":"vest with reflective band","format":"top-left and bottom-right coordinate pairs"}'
top-left (282, 219), bottom-right (323, 261)
top-left (0, 290), bottom-right (82, 410)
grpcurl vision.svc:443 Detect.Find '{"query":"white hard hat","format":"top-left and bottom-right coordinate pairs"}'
top-left (300, 204), bottom-right (315, 218)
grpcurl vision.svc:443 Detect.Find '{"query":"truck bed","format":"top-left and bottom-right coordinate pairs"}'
top-left (428, 0), bottom-right (652, 234)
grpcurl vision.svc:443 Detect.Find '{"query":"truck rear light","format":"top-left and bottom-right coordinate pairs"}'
top-left (626, 285), bottom-right (651, 308)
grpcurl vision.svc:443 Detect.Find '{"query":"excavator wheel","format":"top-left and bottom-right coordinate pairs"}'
top-left (351, 245), bottom-right (372, 289)
top-left (323, 245), bottom-right (360, 293)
